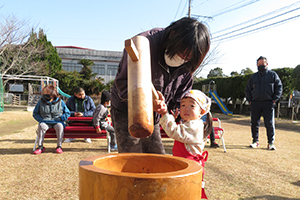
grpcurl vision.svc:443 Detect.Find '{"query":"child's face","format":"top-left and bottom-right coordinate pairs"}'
top-left (42, 88), bottom-right (50, 95)
top-left (42, 88), bottom-right (54, 100)
top-left (42, 88), bottom-right (53, 97)
top-left (179, 97), bottom-right (201, 121)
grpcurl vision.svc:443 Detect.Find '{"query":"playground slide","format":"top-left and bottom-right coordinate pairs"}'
top-left (58, 87), bottom-right (71, 98)
top-left (209, 90), bottom-right (233, 115)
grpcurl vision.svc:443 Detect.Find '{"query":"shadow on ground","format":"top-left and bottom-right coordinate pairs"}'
top-left (291, 180), bottom-right (300, 187)
top-left (240, 195), bottom-right (300, 200)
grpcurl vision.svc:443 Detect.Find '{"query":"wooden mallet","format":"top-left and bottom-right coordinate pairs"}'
top-left (125, 36), bottom-right (158, 138)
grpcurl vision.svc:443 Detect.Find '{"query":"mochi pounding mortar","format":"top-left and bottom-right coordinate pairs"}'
top-left (79, 153), bottom-right (203, 199)
top-left (125, 36), bottom-right (159, 138)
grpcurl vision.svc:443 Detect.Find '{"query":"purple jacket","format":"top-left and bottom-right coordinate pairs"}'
top-left (111, 28), bottom-right (193, 123)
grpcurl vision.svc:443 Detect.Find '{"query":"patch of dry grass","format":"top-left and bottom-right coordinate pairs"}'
top-left (0, 111), bottom-right (299, 199)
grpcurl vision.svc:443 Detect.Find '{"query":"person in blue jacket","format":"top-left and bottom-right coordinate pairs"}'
top-left (33, 85), bottom-right (70, 154)
top-left (245, 56), bottom-right (283, 150)
top-left (64, 87), bottom-right (96, 143)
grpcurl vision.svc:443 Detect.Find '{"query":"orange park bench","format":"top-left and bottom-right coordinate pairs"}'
top-left (33, 117), bottom-right (113, 153)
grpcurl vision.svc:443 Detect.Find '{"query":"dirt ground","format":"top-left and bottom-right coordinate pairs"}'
top-left (0, 110), bottom-right (300, 200)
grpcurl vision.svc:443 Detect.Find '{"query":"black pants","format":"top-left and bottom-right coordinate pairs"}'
top-left (250, 101), bottom-right (275, 144)
top-left (110, 106), bottom-right (165, 154)
top-left (210, 126), bottom-right (215, 142)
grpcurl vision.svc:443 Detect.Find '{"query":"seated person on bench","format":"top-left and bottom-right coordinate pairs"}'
top-left (93, 91), bottom-right (117, 151)
top-left (64, 87), bottom-right (96, 143)
top-left (33, 85), bottom-right (70, 154)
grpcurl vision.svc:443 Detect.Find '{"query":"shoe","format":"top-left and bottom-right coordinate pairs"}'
top-left (64, 138), bottom-right (75, 143)
top-left (250, 141), bottom-right (259, 148)
top-left (33, 147), bottom-right (46, 155)
top-left (268, 143), bottom-right (276, 150)
top-left (55, 147), bottom-right (63, 154)
top-left (210, 142), bottom-right (220, 148)
top-left (84, 138), bottom-right (92, 143)
top-left (110, 144), bottom-right (118, 151)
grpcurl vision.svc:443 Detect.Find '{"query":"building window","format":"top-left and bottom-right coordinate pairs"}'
top-left (62, 63), bottom-right (82, 72)
top-left (92, 65), bottom-right (105, 75)
top-left (107, 65), bottom-right (118, 76)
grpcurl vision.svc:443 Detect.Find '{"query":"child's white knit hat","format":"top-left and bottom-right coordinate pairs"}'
top-left (182, 89), bottom-right (211, 115)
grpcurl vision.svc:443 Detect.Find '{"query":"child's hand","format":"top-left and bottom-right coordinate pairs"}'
top-left (153, 91), bottom-right (168, 115)
top-left (96, 128), bottom-right (102, 134)
top-left (75, 112), bottom-right (83, 117)
top-left (170, 108), bottom-right (179, 119)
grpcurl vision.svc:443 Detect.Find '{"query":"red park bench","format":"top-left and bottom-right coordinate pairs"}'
top-left (33, 116), bottom-right (169, 153)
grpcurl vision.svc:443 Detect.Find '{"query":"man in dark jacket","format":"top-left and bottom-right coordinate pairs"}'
top-left (110, 17), bottom-right (211, 153)
top-left (245, 56), bottom-right (283, 150)
top-left (65, 87), bottom-right (96, 143)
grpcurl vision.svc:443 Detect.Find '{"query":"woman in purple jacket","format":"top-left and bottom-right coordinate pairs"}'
top-left (111, 17), bottom-right (211, 154)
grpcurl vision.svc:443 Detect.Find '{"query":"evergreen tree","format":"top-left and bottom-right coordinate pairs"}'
top-left (29, 29), bottom-right (62, 77)
top-left (79, 59), bottom-right (97, 80)
top-left (230, 71), bottom-right (239, 77)
top-left (53, 70), bottom-right (82, 95)
top-left (207, 67), bottom-right (225, 78)
top-left (292, 65), bottom-right (300, 91)
top-left (240, 67), bottom-right (253, 75)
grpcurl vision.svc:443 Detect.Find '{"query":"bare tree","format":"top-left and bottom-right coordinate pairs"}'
top-left (0, 15), bottom-right (45, 86)
top-left (193, 44), bottom-right (223, 77)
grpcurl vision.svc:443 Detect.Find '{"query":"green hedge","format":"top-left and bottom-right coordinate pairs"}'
top-left (193, 67), bottom-right (296, 101)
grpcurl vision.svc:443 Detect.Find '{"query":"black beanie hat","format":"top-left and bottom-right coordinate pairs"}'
top-left (101, 91), bottom-right (111, 104)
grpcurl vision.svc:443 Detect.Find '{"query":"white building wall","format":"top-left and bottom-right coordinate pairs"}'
top-left (56, 46), bottom-right (122, 84)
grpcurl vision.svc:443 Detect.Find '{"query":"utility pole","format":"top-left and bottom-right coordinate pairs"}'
top-left (188, 0), bottom-right (191, 18)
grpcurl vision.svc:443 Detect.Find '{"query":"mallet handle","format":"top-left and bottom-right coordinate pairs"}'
top-left (126, 36), bottom-right (154, 138)
top-left (151, 84), bottom-right (159, 100)
top-left (125, 39), bottom-right (139, 61)
top-left (126, 38), bottom-right (159, 101)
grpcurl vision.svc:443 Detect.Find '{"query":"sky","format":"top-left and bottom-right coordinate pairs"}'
top-left (1, 0), bottom-right (300, 78)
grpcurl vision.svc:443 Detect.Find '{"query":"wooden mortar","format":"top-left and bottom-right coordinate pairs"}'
top-left (79, 153), bottom-right (203, 200)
